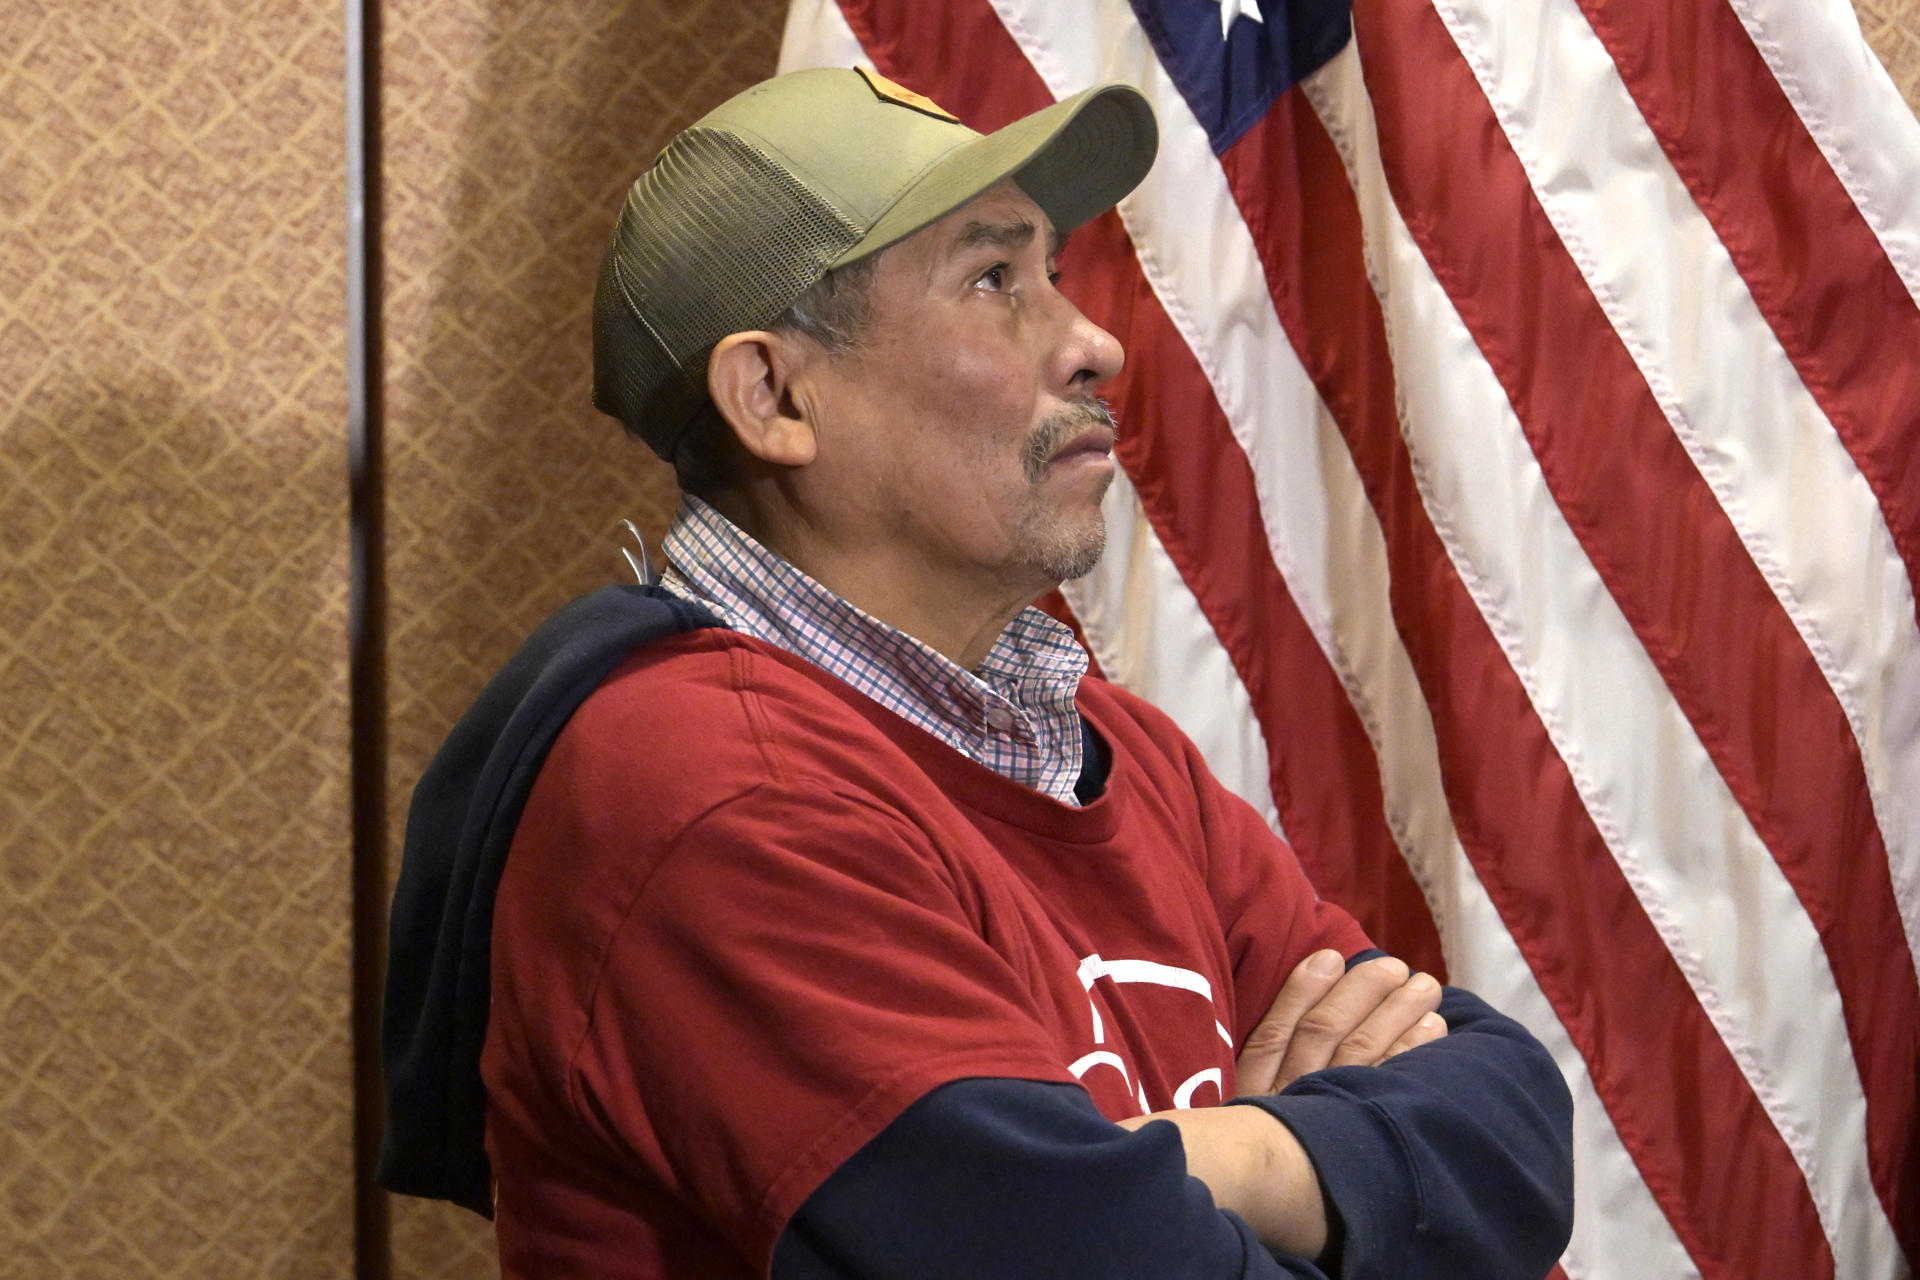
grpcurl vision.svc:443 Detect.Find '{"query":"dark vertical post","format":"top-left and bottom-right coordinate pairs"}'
top-left (345, 0), bottom-right (391, 1272)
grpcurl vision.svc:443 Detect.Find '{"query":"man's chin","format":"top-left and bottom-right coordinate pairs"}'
top-left (1020, 514), bottom-right (1108, 586)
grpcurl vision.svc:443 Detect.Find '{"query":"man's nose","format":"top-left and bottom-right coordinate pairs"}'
top-left (1053, 296), bottom-right (1125, 394)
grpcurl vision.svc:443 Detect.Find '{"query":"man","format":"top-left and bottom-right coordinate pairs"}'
top-left (381, 67), bottom-right (1573, 1278)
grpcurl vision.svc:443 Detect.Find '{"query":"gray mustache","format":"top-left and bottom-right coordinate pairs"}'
top-left (1024, 399), bottom-right (1118, 482)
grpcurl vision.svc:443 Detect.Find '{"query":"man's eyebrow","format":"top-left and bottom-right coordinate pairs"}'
top-left (951, 217), bottom-right (1067, 258)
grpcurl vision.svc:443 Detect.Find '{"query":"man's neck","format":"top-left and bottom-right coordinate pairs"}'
top-left (707, 493), bottom-right (1047, 671)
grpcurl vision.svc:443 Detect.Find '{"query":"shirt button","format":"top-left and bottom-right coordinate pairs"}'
top-left (985, 706), bottom-right (1016, 734)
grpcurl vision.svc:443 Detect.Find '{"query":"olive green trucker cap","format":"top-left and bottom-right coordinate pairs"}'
top-left (591, 66), bottom-right (1158, 461)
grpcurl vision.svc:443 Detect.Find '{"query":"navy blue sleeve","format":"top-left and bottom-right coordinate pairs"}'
top-left (771, 981), bottom-right (1573, 1280)
top-left (771, 1078), bottom-right (1333, 1280)
top-left (1235, 980), bottom-right (1575, 1280)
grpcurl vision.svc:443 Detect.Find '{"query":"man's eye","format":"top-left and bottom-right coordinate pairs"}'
top-left (977, 264), bottom-right (1007, 290)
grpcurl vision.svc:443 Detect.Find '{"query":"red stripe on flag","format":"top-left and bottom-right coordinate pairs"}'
top-left (1577, 0), bottom-right (1920, 624)
top-left (1088, 238), bottom-right (1448, 978)
top-left (835, 0), bottom-right (1444, 975)
top-left (1356, 0), bottom-right (1919, 1254)
top-left (1222, 75), bottom-right (1832, 1278)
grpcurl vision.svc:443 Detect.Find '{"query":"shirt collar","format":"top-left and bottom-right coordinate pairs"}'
top-left (656, 495), bottom-right (1090, 802)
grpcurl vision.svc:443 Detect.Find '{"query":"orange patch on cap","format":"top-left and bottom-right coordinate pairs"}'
top-left (853, 65), bottom-right (961, 124)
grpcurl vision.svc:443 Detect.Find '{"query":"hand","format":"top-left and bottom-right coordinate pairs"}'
top-left (1237, 950), bottom-right (1447, 1094)
top-left (1113, 952), bottom-right (1446, 1261)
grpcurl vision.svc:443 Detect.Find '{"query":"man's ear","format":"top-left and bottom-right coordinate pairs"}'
top-left (707, 331), bottom-right (817, 468)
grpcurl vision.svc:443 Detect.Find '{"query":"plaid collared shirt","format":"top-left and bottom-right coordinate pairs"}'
top-left (656, 496), bottom-right (1090, 805)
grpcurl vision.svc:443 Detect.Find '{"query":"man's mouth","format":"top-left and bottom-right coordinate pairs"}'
top-left (1027, 400), bottom-right (1118, 481)
top-left (1049, 426), bottom-right (1116, 464)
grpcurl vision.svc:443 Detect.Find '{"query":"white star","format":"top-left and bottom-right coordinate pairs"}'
top-left (1217, 0), bottom-right (1265, 39)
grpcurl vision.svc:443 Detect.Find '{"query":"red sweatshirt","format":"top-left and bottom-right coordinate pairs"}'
top-left (483, 627), bottom-right (1368, 1276)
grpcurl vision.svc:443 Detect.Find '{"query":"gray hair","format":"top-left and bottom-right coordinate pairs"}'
top-left (667, 254), bottom-right (880, 498)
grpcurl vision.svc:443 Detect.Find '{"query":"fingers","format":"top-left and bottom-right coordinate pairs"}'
top-left (1236, 952), bottom-right (1453, 1096)
top-left (1325, 971), bottom-right (1445, 1070)
top-left (1269, 957), bottom-right (1444, 1092)
top-left (1235, 948), bottom-right (1347, 1094)
top-left (1383, 1009), bottom-right (1449, 1060)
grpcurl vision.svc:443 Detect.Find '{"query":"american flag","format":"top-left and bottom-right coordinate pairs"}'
top-left (779, 0), bottom-right (1920, 1276)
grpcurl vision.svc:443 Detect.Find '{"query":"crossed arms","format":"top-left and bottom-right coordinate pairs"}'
top-left (773, 949), bottom-right (1574, 1280)
top-left (1121, 948), bottom-right (1454, 1261)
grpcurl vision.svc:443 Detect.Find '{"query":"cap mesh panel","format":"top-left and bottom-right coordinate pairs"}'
top-left (592, 128), bottom-right (861, 458)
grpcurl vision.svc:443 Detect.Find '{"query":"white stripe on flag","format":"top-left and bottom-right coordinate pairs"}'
top-left (1438, 850), bottom-right (1696, 1280)
top-left (1315, 23), bottom-right (1883, 1269)
top-left (1444, 0), bottom-right (1917, 1261)
top-left (1443, 0), bottom-right (1920, 1000)
top-left (1063, 471), bottom-right (1282, 833)
top-left (1727, 0), bottom-right (1920, 313)
top-left (1434, 0), bottom-right (1916, 1258)
top-left (1725, 0), bottom-right (1920, 988)
top-left (1298, 39), bottom-right (1702, 1279)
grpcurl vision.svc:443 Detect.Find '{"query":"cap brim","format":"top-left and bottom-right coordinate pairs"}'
top-left (829, 81), bottom-right (1158, 268)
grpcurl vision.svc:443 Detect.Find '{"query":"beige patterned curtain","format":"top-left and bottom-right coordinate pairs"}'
top-left (379, 1), bottom-right (788, 1272)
